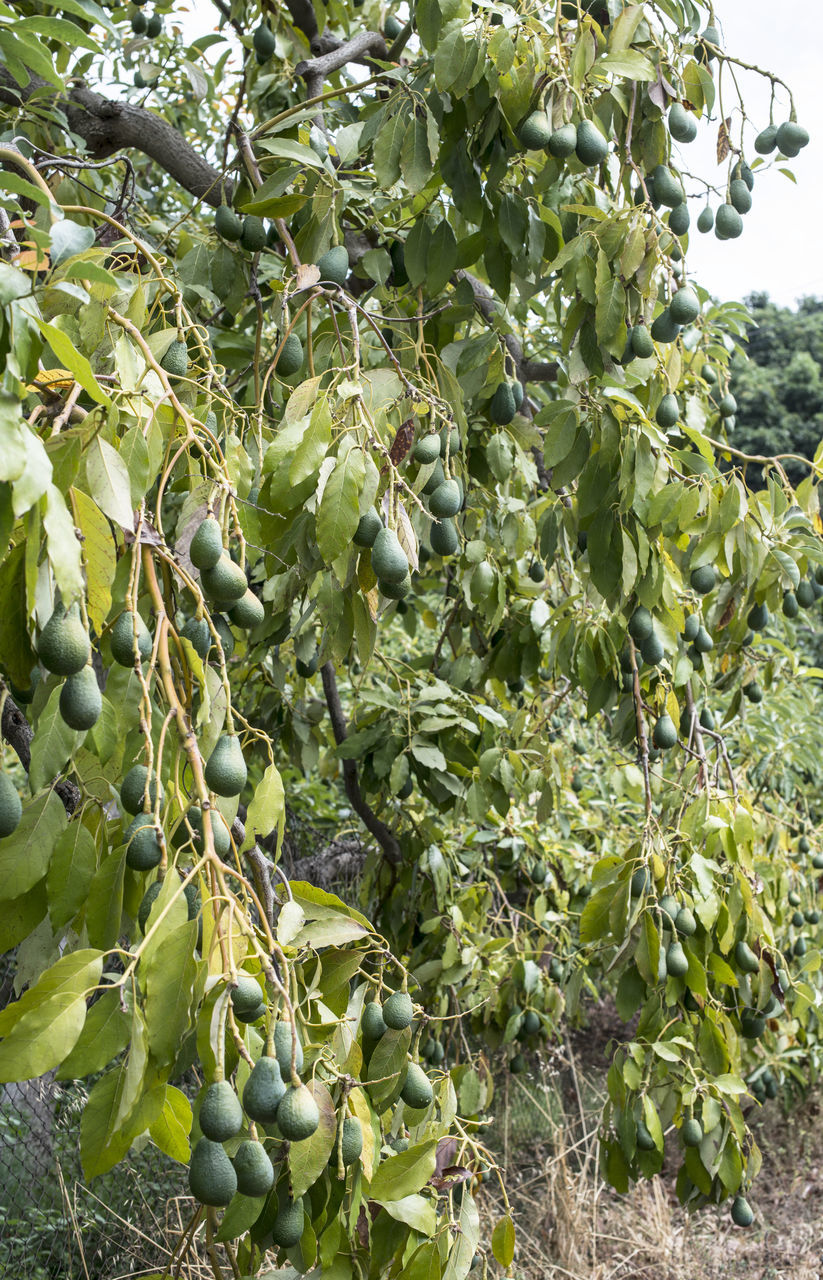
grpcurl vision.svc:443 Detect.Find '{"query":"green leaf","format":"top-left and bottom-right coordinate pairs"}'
top-left (0, 947), bottom-right (102, 1035)
top-left (71, 488), bottom-right (116, 635)
top-left (0, 788), bottom-right (67, 901)
top-left (598, 50), bottom-right (656, 80)
top-left (84, 436), bottom-right (134, 529)
top-left (36, 320), bottom-right (111, 406)
top-left (374, 103), bottom-right (410, 189)
top-left (144, 920), bottom-right (199, 1065)
top-left (241, 761), bottom-right (285, 854)
top-left (47, 820), bottom-right (97, 929)
top-left (400, 113), bottom-right (435, 194)
top-left (491, 1214), bottom-right (516, 1267)
top-left (317, 446), bottom-right (366, 563)
top-left (56, 985), bottom-right (131, 1080)
top-left (43, 483), bottom-right (83, 602)
top-left (369, 1138), bottom-right (438, 1201)
top-left (85, 847), bottom-right (126, 950)
top-left (366, 1027), bottom-right (411, 1109)
top-left (29, 685), bottom-right (79, 793)
top-left (215, 1192), bottom-right (267, 1242)
top-left (0, 990), bottom-right (87, 1082)
top-left (148, 1085), bottom-right (192, 1164)
top-left (376, 1193), bottom-right (437, 1235)
top-left (595, 273), bottom-right (625, 344)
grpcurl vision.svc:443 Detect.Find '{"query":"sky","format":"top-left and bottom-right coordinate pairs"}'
top-left (684, 0), bottom-right (823, 308)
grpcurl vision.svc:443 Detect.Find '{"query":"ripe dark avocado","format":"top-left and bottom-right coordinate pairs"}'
top-left (199, 1079), bottom-right (243, 1142)
top-left (271, 1197), bottom-right (304, 1248)
top-left (665, 940), bottom-right (688, 977)
top-left (747, 601), bottom-right (769, 631)
top-left (714, 204), bottom-right (743, 240)
top-left (59, 666), bottom-right (102, 730)
top-left (656, 393), bottom-right (679, 429)
top-left (489, 382), bottom-right (516, 425)
top-left (124, 813), bottom-right (162, 871)
top-left (273, 1019), bottom-right (304, 1077)
top-left (252, 22), bottom-right (276, 58)
top-left (401, 1061), bottom-right (434, 1109)
top-left (353, 508), bottom-right (382, 548)
top-left (754, 125), bottom-right (777, 154)
top-left (371, 527), bottom-right (408, 584)
top-left (243, 1055), bottom-right (286, 1123)
top-left (652, 714), bottom-right (677, 750)
top-left (731, 1194), bottom-right (753, 1227)
top-left (229, 588), bottom-right (265, 630)
top-left (362, 1000), bottom-right (387, 1040)
top-left (275, 332), bottom-right (304, 377)
top-left (205, 734), bottom-right (247, 797)
top-left (668, 202), bottom-right (690, 236)
top-left (188, 1137), bottom-right (237, 1206)
top-left (669, 286), bottom-right (699, 325)
top-left (429, 518), bottom-right (459, 556)
top-left (181, 617), bottom-right (210, 658)
top-left (39, 603), bottom-right (91, 676)
top-left (668, 102), bottom-right (697, 143)
top-left (651, 164), bottom-right (684, 208)
top-left (233, 1139), bottom-right (274, 1196)
top-left (160, 339), bottom-right (189, 378)
top-left (548, 122), bottom-right (578, 158)
top-left (690, 564), bottom-right (716, 594)
top-left (277, 1084), bottom-right (320, 1140)
top-left (575, 118), bottom-right (608, 165)
top-left (200, 554), bottom-right (248, 603)
top-left (650, 308), bottom-right (681, 344)
top-left (696, 205), bottom-right (714, 233)
top-left (215, 205), bottom-right (244, 241)
top-left (413, 433), bottom-right (441, 465)
top-left (110, 610), bottom-right (152, 666)
top-left (518, 109), bottom-right (552, 151)
top-left (340, 1115), bottom-right (363, 1165)
top-left (315, 245), bottom-right (349, 286)
top-left (120, 763), bottom-right (162, 815)
top-left (0, 773), bottom-right (22, 838)
top-left (383, 990), bottom-right (414, 1029)
top-left (630, 325), bottom-right (654, 359)
top-left (429, 479), bottom-right (462, 518)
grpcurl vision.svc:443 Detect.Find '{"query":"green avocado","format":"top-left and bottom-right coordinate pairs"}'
top-left (383, 990), bottom-right (414, 1029)
top-left (39, 603), bottom-right (91, 676)
top-left (229, 589), bottom-right (264, 630)
top-left (640, 629), bottom-right (664, 665)
top-left (188, 1138), bottom-right (237, 1206)
top-left (353, 508), bottom-right (382, 548)
top-left (665, 941), bottom-right (689, 977)
top-left (668, 202), bottom-right (690, 236)
top-left (124, 813), bottom-right (162, 871)
top-left (655, 393), bottom-right (679, 429)
top-left (390, 238), bottom-right (408, 286)
top-left (413, 433), bottom-right (441, 464)
top-left (681, 1117), bottom-right (703, 1147)
top-left (690, 564), bottom-right (716, 594)
top-left (277, 1084), bottom-right (320, 1140)
top-left (675, 907), bottom-right (696, 936)
top-left (361, 1000), bottom-right (387, 1040)
top-left (205, 734), bottom-right (247, 797)
top-left (190, 517), bottom-right (224, 571)
top-left (528, 560), bottom-right (544, 584)
top-left (636, 1119), bottom-right (656, 1151)
top-left (740, 1009), bottom-right (766, 1039)
top-left (316, 245), bottom-right (349, 286)
top-left (231, 973), bottom-right (263, 1017)
top-left (59, 666), bottom-right (102, 730)
top-left (234, 1139), bottom-right (274, 1196)
top-left (429, 479), bottom-right (462, 518)
top-left (131, 11), bottom-right (147, 33)
top-left (429, 518), bottom-right (458, 556)
top-left (775, 120), bottom-right (809, 157)
top-left (693, 625), bottom-right (713, 654)
top-left (731, 1194), bottom-right (753, 1227)
top-left (273, 1019), bottom-right (304, 1077)
top-left (575, 118), bottom-right (608, 165)
top-left (754, 125), bottom-right (777, 155)
top-left (339, 1115), bottom-right (363, 1166)
top-left (200, 554), bottom-right (248, 603)
top-left (718, 393), bottom-right (737, 417)
top-left (668, 102), bottom-right (697, 143)
top-left (379, 572), bottom-right (412, 600)
top-left (519, 109), bottom-right (552, 151)
top-left (783, 590), bottom-right (799, 618)
top-left (371, 527), bottom-right (408, 584)
top-left (252, 22), bottom-right (276, 58)
top-left (120, 763), bottom-right (162, 815)
top-left (400, 1061), bottom-right (434, 1109)
top-left (215, 205), bottom-right (243, 241)
top-left (0, 772), bottom-right (22, 838)
top-left (243, 1055), bottom-right (286, 1123)
top-left (683, 613), bottom-right (699, 641)
top-left (650, 308), bottom-right (680, 344)
top-left (747, 601), bottom-right (769, 631)
top-left (714, 204), bottom-right (743, 240)
top-left (271, 1196), bottom-right (304, 1247)
top-left (697, 205), bottom-right (714, 233)
top-left (743, 681), bottom-right (763, 703)
top-left (796, 579), bottom-right (815, 608)
top-left (110, 610), bottom-right (152, 666)
top-left (186, 805), bottom-right (232, 857)
top-left (548, 122), bottom-right (578, 158)
top-left (181, 616), bottom-right (210, 659)
top-left (489, 382), bottom-right (516, 425)
top-left (384, 13), bottom-right (403, 39)
top-left (628, 606), bottom-right (653, 642)
top-left (161, 339), bottom-right (189, 378)
top-left (199, 1080), bottom-right (243, 1142)
top-left (669, 286), bottom-right (699, 325)
top-left (651, 164), bottom-right (684, 208)
top-left (630, 325), bottom-right (654, 359)
top-left (699, 707), bottom-right (715, 732)
top-left (734, 940), bottom-right (760, 973)
top-left (275, 332), bottom-right (304, 377)
top-left (146, 14), bottom-right (161, 37)
top-left (729, 178), bottom-right (752, 215)
top-left (241, 215), bottom-right (267, 253)
top-left (652, 714), bottom-right (677, 750)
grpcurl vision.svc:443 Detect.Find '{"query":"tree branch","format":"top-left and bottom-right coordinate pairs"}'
top-left (1, 693), bottom-right (80, 815)
top-left (320, 662), bottom-right (402, 866)
top-left (0, 70), bottom-right (230, 207)
top-left (457, 270), bottom-right (559, 388)
top-left (296, 31), bottom-right (389, 98)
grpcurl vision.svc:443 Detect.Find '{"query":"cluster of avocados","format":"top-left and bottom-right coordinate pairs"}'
top-left (518, 109), bottom-right (609, 167)
top-left (130, 9), bottom-right (162, 37)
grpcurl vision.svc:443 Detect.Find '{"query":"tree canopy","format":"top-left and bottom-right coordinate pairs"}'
top-left (0, 0), bottom-right (821, 1274)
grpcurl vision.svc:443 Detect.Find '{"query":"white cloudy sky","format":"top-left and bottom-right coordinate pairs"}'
top-left (685, 0), bottom-right (822, 307)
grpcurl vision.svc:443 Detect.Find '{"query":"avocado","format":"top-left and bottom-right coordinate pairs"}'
top-left (316, 245), bottom-right (349, 286)
top-left (271, 1196), bottom-right (304, 1247)
top-left (651, 164), bottom-right (684, 208)
top-left (740, 1009), bottom-right (766, 1038)
top-left (422, 458), bottom-right (446, 495)
top-left (731, 1194), bottom-right (753, 1227)
top-left (548, 122), bottom-right (578, 158)
top-left (528, 561), bottom-right (544, 584)
top-left (0, 773), bottom-right (22, 838)
top-left (131, 11), bottom-right (147, 33)
top-left (413, 434), bottom-right (441, 465)
top-left (161, 340), bottom-right (189, 379)
top-left (215, 205), bottom-right (244, 241)
top-left (699, 707), bottom-right (715, 732)
top-left (714, 204), bottom-right (743, 240)
top-left (754, 125), bottom-right (777, 154)
top-left (205, 734), bottom-right (247, 797)
top-left (277, 1084), bottom-right (320, 1140)
top-left (379, 572), bottom-right (412, 600)
top-left (371, 527), bottom-right (408, 583)
top-left (734, 940), bottom-right (760, 973)
top-left (655, 394), bottom-right (679, 429)
top-left (509, 1052), bottom-right (526, 1073)
top-left (429, 518), bottom-right (458, 556)
top-left (796, 579), bottom-right (815, 608)
top-left (252, 22), bottom-right (276, 58)
top-left (181, 616), bottom-right (211, 658)
top-left (120, 763), bottom-right (162, 815)
top-left (361, 1000), bottom-right (387, 1040)
top-left (522, 1009), bottom-right (541, 1036)
top-left (401, 1061), bottom-right (433, 1109)
top-left (729, 178), bottom-right (752, 214)
top-left (669, 286), bottom-right (699, 325)
top-left (233, 1139), bottom-right (274, 1196)
top-left (199, 1080), bottom-right (244, 1142)
top-left (640, 629), bottom-right (664, 665)
top-left (783, 590), bottom-right (799, 618)
top-left (747, 601), bottom-right (769, 631)
top-left (397, 774), bottom-right (413, 799)
top-left (384, 12), bottom-right (403, 38)
top-left (339, 1115), bottom-right (363, 1166)
top-left (575, 118), bottom-right (608, 165)
top-left (652, 713), bottom-right (677, 750)
top-left (683, 614), bottom-right (699, 641)
top-left (675, 907), bottom-right (696, 936)
top-left (665, 941), bottom-right (688, 977)
top-left (200, 554), bottom-right (248, 603)
top-left (390, 239), bottom-right (408, 285)
top-left (231, 973), bottom-right (263, 1017)
top-left (273, 1019), bottom-right (304, 1077)
top-left (697, 24), bottom-right (720, 61)
top-left (668, 102), bottom-right (697, 143)
top-left (134, 71), bottom-right (147, 89)
top-left (489, 382), bottom-right (516, 425)
top-left (630, 325), bottom-right (654, 359)
top-left (696, 205), bottom-right (714, 233)
top-left (718, 393), bottom-right (737, 417)
top-left (229, 589), bottom-right (264, 630)
top-left (146, 13), bottom-right (161, 36)
top-left (650, 308), bottom-right (680, 343)
top-left (690, 564), bottom-right (716, 594)
top-left (59, 666), bottom-right (102, 730)
top-left (743, 681), bottom-right (763, 704)
top-left (186, 805), bottom-right (232, 857)
top-left (668, 202), bottom-right (690, 236)
top-left (681, 1117), bottom-right (703, 1147)
top-left (295, 651), bottom-right (319, 678)
top-left (519, 109), bottom-right (552, 151)
top-left (110, 610), bottom-right (152, 666)
top-left (190, 518), bottom-right (224, 573)
top-left (636, 1119), bottom-right (656, 1151)
top-left (382, 990), bottom-right (414, 1029)
top-left (188, 1138), bottom-right (237, 1206)
top-left (628, 606), bottom-right (653, 642)
top-left (243, 1055), bottom-right (286, 1122)
top-left (353, 508), bottom-right (382, 548)
top-left (241, 215), bottom-right (267, 253)
top-left (275, 332), bottom-right (304, 377)
top-left (125, 813), bottom-right (163, 871)
top-left (775, 121), bottom-right (809, 157)
top-left (693, 625), bottom-right (713, 654)
top-left (39, 603), bottom-right (91, 676)
top-left (428, 479), bottom-right (462, 518)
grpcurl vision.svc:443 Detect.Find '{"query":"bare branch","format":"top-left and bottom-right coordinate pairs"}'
top-left (296, 31), bottom-right (389, 98)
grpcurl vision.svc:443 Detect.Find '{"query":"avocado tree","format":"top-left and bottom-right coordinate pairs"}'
top-left (0, 0), bottom-right (819, 1272)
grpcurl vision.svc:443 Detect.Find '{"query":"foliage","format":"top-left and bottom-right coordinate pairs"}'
top-left (0, 0), bottom-right (821, 1273)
